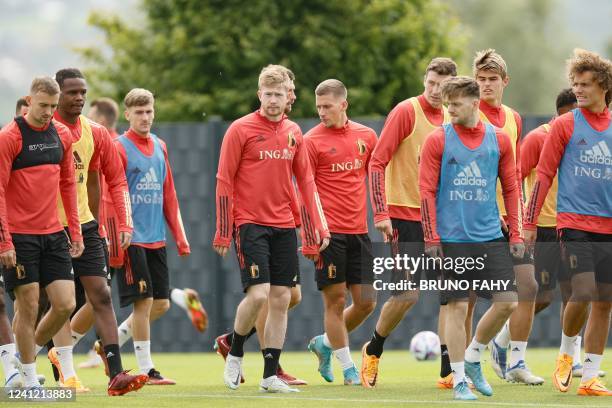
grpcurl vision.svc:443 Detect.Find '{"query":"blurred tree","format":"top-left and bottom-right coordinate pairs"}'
top-left (452, 0), bottom-right (573, 115)
top-left (78, 0), bottom-right (465, 121)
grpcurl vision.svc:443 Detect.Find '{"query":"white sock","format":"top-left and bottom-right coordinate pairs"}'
top-left (55, 346), bottom-right (76, 380)
top-left (134, 340), bottom-right (154, 374)
top-left (464, 339), bottom-right (486, 363)
top-left (0, 343), bottom-right (19, 381)
top-left (495, 320), bottom-right (511, 348)
top-left (450, 361), bottom-right (466, 386)
top-left (322, 333), bottom-right (332, 349)
top-left (334, 346), bottom-right (354, 370)
top-left (118, 320), bottom-right (132, 347)
top-left (170, 288), bottom-right (188, 312)
top-left (71, 330), bottom-right (85, 346)
top-left (573, 335), bottom-right (582, 365)
top-left (509, 341), bottom-right (527, 367)
top-left (34, 344), bottom-right (43, 356)
top-left (583, 353), bottom-right (603, 382)
top-left (22, 362), bottom-right (38, 387)
top-left (559, 332), bottom-right (577, 357)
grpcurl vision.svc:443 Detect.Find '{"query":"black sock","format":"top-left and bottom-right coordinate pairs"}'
top-left (228, 327), bottom-right (255, 346)
top-left (366, 330), bottom-right (386, 358)
top-left (440, 344), bottom-right (452, 377)
top-left (230, 332), bottom-right (247, 357)
top-left (246, 327), bottom-right (256, 339)
top-left (104, 344), bottom-right (123, 379)
top-left (263, 348), bottom-right (281, 379)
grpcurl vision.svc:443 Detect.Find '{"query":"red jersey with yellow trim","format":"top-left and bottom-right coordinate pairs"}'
top-left (0, 117), bottom-right (81, 251)
top-left (305, 120), bottom-right (377, 234)
top-left (525, 108), bottom-right (612, 233)
top-left (419, 122), bottom-right (521, 244)
top-left (521, 122), bottom-right (557, 227)
top-left (53, 112), bottom-right (132, 233)
top-left (213, 111), bottom-right (329, 255)
top-left (369, 94), bottom-right (448, 223)
top-left (115, 129), bottom-right (190, 255)
top-left (479, 100), bottom-right (524, 226)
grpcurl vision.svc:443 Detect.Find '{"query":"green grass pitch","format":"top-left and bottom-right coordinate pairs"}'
top-left (31, 348), bottom-right (612, 407)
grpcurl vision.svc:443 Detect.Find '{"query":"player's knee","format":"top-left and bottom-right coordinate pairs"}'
top-left (498, 301), bottom-right (518, 317)
top-left (248, 290), bottom-right (269, 309)
top-left (590, 301), bottom-right (612, 314)
top-left (355, 298), bottom-right (376, 316)
top-left (153, 299), bottom-right (170, 315)
top-left (519, 277), bottom-right (539, 300)
top-left (288, 290), bottom-right (302, 309)
top-left (54, 298), bottom-right (76, 317)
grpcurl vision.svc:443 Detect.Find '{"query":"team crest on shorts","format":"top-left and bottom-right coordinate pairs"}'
top-left (328, 263), bottom-right (336, 279)
top-left (138, 279), bottom-right (147, 294)
top-left (287, 132), bottom-right (296, 148)
top-left (357, 139), bottom-right (367, 155)
top-left (15, 264), bottom-right (25, 280)
top-left (250, 263), bottom-right (260, 279)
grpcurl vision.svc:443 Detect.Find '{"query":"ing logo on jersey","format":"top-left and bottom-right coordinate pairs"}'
top-left (287, 131), bottom-right (296, 148)
top-left (356, 139), bottom-right (367, 155)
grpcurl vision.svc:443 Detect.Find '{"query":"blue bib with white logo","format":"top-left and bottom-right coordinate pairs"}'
top-left (118, 133), bottom-right (167, 243)
top-left (437, 123), bottom-right (502, 242)
top-left (557, 109), bottom-right (612, 217)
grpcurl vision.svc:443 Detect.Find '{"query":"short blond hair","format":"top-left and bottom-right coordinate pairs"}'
top-left (124, 88), bottom-right (154, 108)
top-left (258, 65), bottom-right (289, 90)
top-left (441, 76), bottom-right (480, 101)
top-left (30, 76), bottom-right (60, 96)
top-left (473, 48), bottom-right (508, 79)
top-left (315, 79), bottom-right (347, 99)
top-left (567, 48), bottom-right (612, 104)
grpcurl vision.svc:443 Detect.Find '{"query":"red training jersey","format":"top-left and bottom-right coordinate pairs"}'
top-left (213, 111), bottom-right (329, 255)
top-left (115, 129), bottom-right (190, 255)
top-left (524, 108), bottom-right (612, 233)
top-left (305, 120), bottom-right (377, 234)
top-left (369, 94), bottom-right (446, 223)
top-left (419, 121), bottom-right (521, 244)
top-left (0, 117), bottom-right (81, 251)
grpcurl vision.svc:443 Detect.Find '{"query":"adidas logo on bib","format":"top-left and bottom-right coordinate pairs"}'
top-left (136, 168), bottom-right (162, 191)
top-left (453, 161), bottom-right (487, 187)
top-left (580, 141), bottom-right (612, 166)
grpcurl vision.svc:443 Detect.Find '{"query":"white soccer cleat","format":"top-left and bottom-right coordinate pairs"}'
top-left (78, 349), bottom-right (103, 369)
top-left (223, 354), bottom-right (243, 390)
top-left (505, 361), bottom-right (544, 385)
top-left (259, 375), bottom-right (299, 393)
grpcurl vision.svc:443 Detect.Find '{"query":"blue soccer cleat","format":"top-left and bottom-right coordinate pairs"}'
top-left (465, 361), bottom-right (493, 396)
top-left (308, 335), bottom-right (333, 382)
top-left (489, 339), bottom-right (507, 379)
top-left (454, 379), bottom-right (478, 400)
top-left (343, 365), bottom-right (361, 385)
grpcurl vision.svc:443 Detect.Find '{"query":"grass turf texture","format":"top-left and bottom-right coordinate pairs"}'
top-left (32, 348), bottom-right (612, 407)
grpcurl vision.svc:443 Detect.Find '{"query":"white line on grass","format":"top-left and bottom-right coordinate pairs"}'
top-left (85, 392), bottom-right (610, 407)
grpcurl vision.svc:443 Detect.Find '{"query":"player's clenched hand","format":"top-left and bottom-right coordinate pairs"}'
top-left (119, 231), bottom-right (132, 250)
top-left (510, 242), bottom-right (526, 259)
top-left (500, 216), bottom-right (509, 234)
top-left (319, 237), bottom-right (330, 253)
top-left (424, 243), bottom-right (444, 260)
top-left (0, 249), bottom-right (16, 268)
top-left (70, 240), bottom-right (84, 258)
top-left (214, 245), bottom-right (229, 257)
top-left (375, 219), bottom-right (393, 243)
top-left (523, 229), bottom-right (537, 246)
